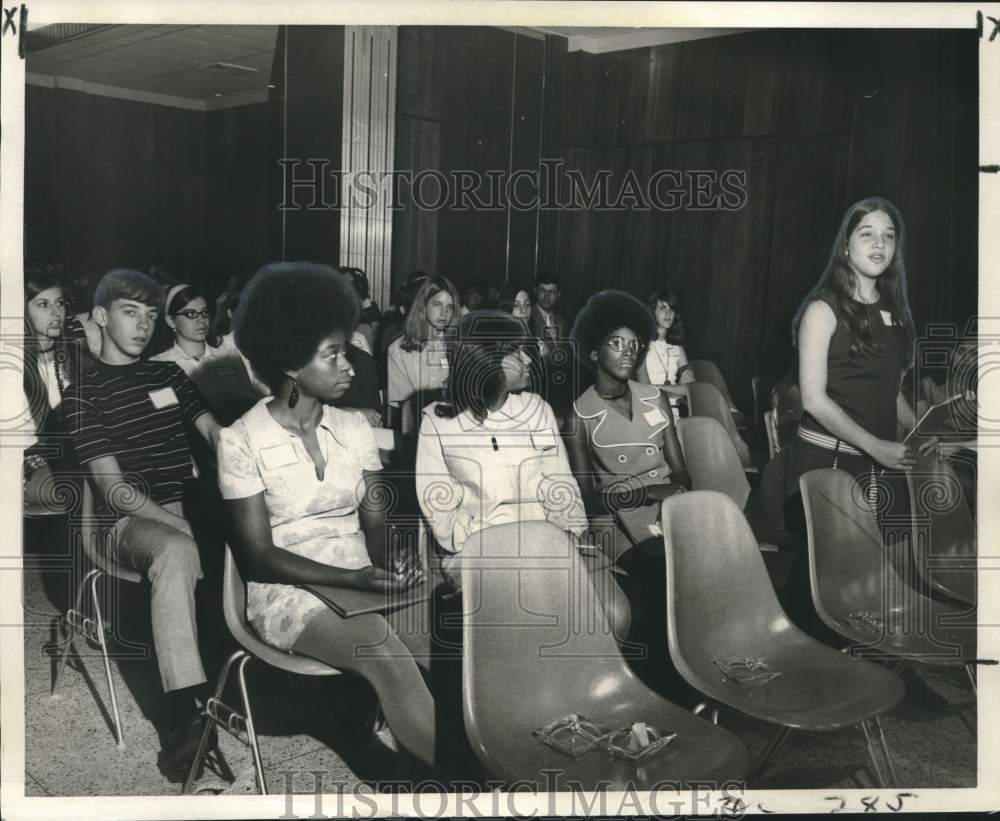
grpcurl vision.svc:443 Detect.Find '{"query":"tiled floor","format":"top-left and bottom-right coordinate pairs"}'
top-left (19, 517), bottom-right (976, 797)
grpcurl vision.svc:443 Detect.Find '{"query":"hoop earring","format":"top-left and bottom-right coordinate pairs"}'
top-left (288, 377), bottom-right (300, 408)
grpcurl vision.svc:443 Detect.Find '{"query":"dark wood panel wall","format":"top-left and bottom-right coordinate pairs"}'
top-left (392, 28), bottom-right (563, 291)
top-left (25, 85), bottom-right (209, 276)
top-left (557, 29), bottom-right (977, 410)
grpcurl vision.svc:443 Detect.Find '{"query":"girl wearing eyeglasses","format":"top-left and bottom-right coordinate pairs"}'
top-left (564, 290), bottom-right (691, 689)
top-left (565, 290), bottom-right (690, 563)
top-left (150, 284), bottom-right (258, 424)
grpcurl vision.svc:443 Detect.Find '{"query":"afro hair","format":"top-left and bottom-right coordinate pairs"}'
top-left (570, 289), bottom-right (656, 371)
top-left (233, 261), bottom-right (360, 394)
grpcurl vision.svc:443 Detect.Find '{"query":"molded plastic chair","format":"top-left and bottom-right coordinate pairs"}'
top-left (687, 381), bottom-right (755, 470)
top-left (51, 481), bottom-right (142, 749)
top-left (183, 546), bottom-right (342, 795)
top-left (461, 521), bottom-right (750, 789)
top-left (799, 469), bottom-right (976, 685)
top-left (689, 360), bottom-right (742, 422)
top-left (905, 454), bottom-right (976, 606)
top-left (660, 491), bottom-right (905, 786)
top-left (677, 417), bottom-right (750, 509)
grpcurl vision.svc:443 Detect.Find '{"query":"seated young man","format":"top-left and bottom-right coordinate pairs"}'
top-left (62, 269), bottom-right (221, 780)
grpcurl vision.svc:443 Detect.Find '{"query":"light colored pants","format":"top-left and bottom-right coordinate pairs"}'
top-left (111, 502), bottom-right (207, 692)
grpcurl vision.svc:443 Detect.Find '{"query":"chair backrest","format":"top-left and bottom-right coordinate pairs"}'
top-left (905, 453), bottom-right (976, 603)
top-left (660, 491), bottom-right (796, 679)
top-left (461, 522), bottom-right (635, 769)
top-left (687, 381), bottom-right (752, 468)
top-left (763, 408), bottom-right (780, 459)
top-left (222, 545), bottom-right (340, 674)
top-left (677, 417), bottom-right (750, 508)
top-left (689, 360), bottom-right (735, 409)
top-left (798, 469), bottom-right (900, 625)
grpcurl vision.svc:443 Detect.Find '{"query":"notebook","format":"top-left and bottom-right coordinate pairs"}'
top-left (300, 570), bottom-right (446, 618)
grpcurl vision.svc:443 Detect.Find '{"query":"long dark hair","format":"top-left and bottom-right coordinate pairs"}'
top-left (23, 268), bottom-right (71, 430)
top-left (792, 197), bottom-right (915, 366)
top-left (646, 288), bottom-right (686, 345)
top-left (436, 310), bottom-right (534, 423)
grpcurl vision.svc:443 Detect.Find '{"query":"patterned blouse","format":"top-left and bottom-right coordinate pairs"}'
top-left (217, 399), bottom-right (382, 650)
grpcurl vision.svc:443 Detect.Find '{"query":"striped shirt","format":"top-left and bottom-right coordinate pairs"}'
top-left (63, 359), bottom-right (208, 519)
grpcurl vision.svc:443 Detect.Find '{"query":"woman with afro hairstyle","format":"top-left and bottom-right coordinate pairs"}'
top-left (564, 290), bottom-right (691, 686)
top-left (385, 274), bottom-right (460, 427)
top-left (565, 290), bottom-right (690, 562)
top-left (217, 262), bottom-right (438, 767)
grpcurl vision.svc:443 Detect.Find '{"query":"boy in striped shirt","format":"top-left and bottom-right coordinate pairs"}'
top-left (63, 269), bottom-right (221, 780)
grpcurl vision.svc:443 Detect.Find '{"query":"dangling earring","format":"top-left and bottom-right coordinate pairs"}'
top-left (288, 377), bottom-right (300, 408)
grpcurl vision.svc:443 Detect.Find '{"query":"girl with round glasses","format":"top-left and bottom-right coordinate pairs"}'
top-left (565, 290), bottom-right (690, 565)
top-left (151, 284), bottom-right (257, 424)
top-left (564, 290), bottom-right (691, 690)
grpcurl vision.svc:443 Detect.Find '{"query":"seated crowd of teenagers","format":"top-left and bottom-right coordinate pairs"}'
top-left (22, 196), bottom-right (973, 779)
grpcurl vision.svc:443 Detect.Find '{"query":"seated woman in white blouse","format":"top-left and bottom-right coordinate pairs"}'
top-left (217, 262), bottom-right (437, 769)
top-left (636, 288), bottom-right (694, 422)
top-left (415, 310), bottom-right (630, 642)
top-left (150, 284), bottom-right (258, 425)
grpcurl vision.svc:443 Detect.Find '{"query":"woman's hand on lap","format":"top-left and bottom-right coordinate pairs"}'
top-left (345, 564), bottom-right (424, 592)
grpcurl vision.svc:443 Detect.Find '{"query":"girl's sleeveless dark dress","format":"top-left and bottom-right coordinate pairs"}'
top-left (750, 292), bottom-right (909, 539)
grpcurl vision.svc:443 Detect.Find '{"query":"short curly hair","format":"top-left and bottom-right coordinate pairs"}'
top-left (570, 289), bottom-right (656, 371)
top-left (233, 261), bottom-right (360, 393)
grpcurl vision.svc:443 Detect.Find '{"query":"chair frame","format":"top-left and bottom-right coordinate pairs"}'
top-left (50, 481), bottom-right (142, 749)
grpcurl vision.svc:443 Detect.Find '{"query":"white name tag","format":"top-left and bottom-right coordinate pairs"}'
top-left (439, 357), bottom-right (450, 369)
top-left (531, 428), bottom-right (558, 450)
top-left (260, 443), bottom-right (299, 471)
top-left (880, 310), bottom-right (894, 327)
top-left (642, 407), bottom-right (667, 427)
top-left (148, 387), bottom-right (179, 409)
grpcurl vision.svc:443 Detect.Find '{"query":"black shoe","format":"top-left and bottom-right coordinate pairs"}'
top-left (158, 713), bottom-right (218, 783)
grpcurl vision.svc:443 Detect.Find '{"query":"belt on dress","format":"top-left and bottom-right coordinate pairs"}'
top-left (797, 425), bottom-right (880, 510)
top-left (796, 425), bottom-right (864, 457)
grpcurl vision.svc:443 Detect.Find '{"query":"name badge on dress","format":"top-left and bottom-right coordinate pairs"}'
top-left (212, 365), bottom-right (237, 378)
top-left (260, 443), bottom-right (299, 471)
top-left (148, 387), bottom-right (179, 409)
top-left (531, 428), bottom-right (558, 450)
top-left (642, 407), bottom-right (667, 427)
top-left (879, 310), bottom-right (894, 327)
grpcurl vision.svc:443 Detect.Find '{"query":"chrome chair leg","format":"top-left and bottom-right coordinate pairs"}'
top-left (89, 571), bottom-right (125, 749)
top-left (51, 568), bottom-right (99, 697)
top-left (751, 725), bottom-right (792, 780)
top-left (873, 717), bottom-right (899, 786)
top-left (183, 649), bottom-right (243, 794)
top-left (859, 720), bottom-right (889, 788)
top-left (236, 655), bottom-right (266, 795)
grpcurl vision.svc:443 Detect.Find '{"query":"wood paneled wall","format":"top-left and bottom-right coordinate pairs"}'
top-left (392, 27), bottom-right (564, 291)
top-left (558, 29), bottom-right (978, 409)
top-left (25, 85), bottom-right (208, 274)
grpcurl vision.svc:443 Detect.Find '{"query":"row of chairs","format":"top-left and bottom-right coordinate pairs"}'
top-left (43, 371), bottom-right (976, 792)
